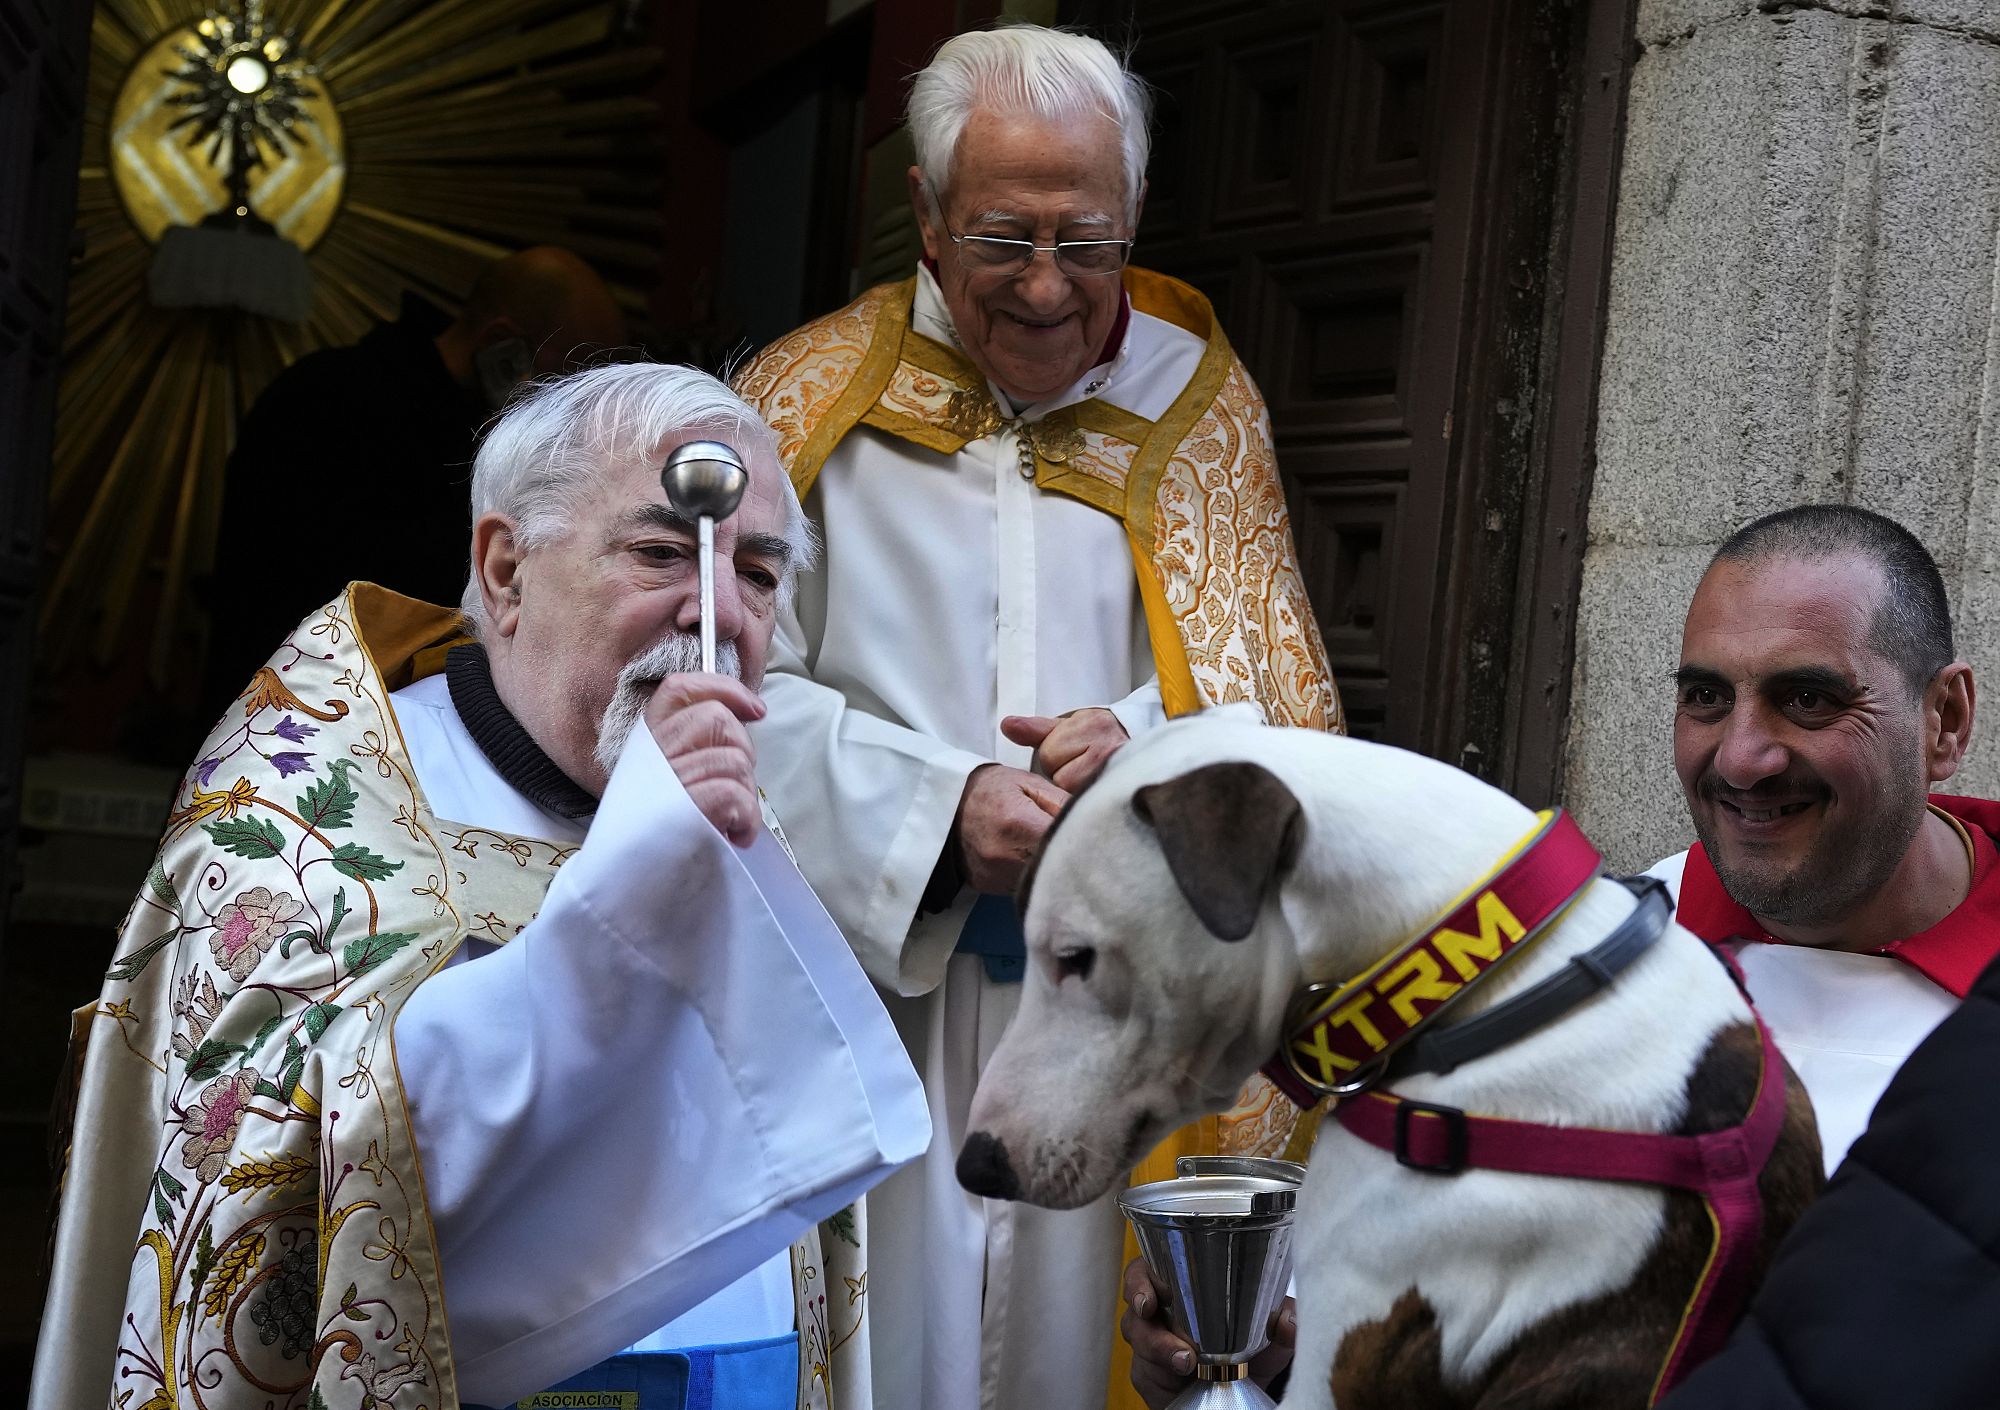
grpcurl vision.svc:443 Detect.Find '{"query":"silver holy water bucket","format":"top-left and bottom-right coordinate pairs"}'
top-left (1118, 1155), bottom-right (1306, 1410)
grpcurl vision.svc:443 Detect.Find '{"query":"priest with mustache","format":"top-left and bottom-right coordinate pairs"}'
top-left (31, 363), bottom-right (929, 1410)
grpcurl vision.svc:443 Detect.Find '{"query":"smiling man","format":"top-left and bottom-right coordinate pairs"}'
top-left (1656, 504), bottom-right (1986, 1171)
top-left (1125, 509), bottom-right (1997, 1405)
top-left (32, 363), bottom-right (928, 1410)
top-left (731, 23), bottom-right (1339, 1410)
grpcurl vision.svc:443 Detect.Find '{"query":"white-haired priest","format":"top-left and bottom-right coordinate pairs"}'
top-left (31, 362), bottom-right (930, 1410)
top-left (732, 22), bottom-right (1340, 1410)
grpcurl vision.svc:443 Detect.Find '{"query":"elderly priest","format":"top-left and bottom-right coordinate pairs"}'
top-left (733, 23), bottom-right (1340, 1410)
top-left (31, 364), bottom-right (929, 1410)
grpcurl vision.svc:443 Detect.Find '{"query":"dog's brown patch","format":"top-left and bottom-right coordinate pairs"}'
top-left (1328, 1021), bottom-right (1823, 1408)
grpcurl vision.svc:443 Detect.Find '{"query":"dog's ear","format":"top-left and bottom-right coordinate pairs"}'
top-left (1131, 761), bottom-right (1304, 941)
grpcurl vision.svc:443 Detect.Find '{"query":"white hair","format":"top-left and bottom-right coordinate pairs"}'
top-left (907, 25), bottom-right (1152, 219)
top-left (460, 361), bottom-right (814, 631)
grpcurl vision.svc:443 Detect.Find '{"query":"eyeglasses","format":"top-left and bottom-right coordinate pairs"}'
top-left (945, 224), bottom-right (1135, 278)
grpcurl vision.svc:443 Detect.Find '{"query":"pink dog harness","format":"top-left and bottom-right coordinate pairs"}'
top-left (1332, 1015), bottom-right (1789, 1402)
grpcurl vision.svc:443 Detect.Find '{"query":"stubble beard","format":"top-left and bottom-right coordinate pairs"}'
top-left (1696, 764), bottom-right (1928, 932)
top-left (592, 632), bottom-right (741, 781)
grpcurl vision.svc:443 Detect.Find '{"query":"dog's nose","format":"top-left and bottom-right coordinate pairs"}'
top-left (957, 1131), bottom-right (1023, 1200)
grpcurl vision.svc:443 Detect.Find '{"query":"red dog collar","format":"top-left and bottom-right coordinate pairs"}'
top-left (1263, 809), bottom-right (1602, 1102)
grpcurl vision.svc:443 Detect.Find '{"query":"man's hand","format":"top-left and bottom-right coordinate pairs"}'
top-left (955, 763), bottom-right (1067, 894)
top-left (1002, 708), bottom-right (1130, 792)
top-left (645, 673), bottom-right (766, 848)
top-left (1121, 1258), bottom-right (1295, 1410)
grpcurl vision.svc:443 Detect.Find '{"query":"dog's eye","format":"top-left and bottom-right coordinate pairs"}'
top-left (1054, 946), bottom-right (1096, 983)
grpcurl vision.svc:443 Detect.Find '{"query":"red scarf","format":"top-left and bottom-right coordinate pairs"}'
top-left (1674, 794), bottom-right (2000, 998)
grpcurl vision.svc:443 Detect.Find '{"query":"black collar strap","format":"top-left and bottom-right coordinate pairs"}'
top-left (1386, 875), bottom-right (1673, 1081)
top-left (444, 643), bottom-right (600, 821)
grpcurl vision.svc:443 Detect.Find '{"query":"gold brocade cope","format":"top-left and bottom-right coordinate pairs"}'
top-left (733, 269), bottom-right (1341, 733)
top-left (859, 328), bottom-right (1157, 521)
top-left (733, 269), bottom-right (1345, 1410)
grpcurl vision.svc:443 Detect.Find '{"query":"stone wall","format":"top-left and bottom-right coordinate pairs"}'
top-left (1565, 0), bottom-right (2000, 869)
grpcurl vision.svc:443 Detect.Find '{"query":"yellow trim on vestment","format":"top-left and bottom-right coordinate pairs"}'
top-left (1128, 530), bottom-right (1201, 719)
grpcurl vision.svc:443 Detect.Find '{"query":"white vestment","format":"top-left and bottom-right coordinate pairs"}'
top-left (1649, 851), bottom-right (1955, 1174)
top-left (749, 267), bottom-right (1203, 1410)
top-left (390, 672), bottom-right (931, 1404)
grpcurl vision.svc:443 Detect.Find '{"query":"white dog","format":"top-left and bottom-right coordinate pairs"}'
top-left (959, 713), bottom-right (1819, 1409)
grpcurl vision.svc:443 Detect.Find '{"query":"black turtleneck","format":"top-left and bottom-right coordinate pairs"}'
top-left (445, 643), bottom-right (600, 820)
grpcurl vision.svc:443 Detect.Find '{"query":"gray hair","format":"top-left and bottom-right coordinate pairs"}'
top-left (907, 25), bottom-right (1152, 219)
top-left (461, 361), bottom-right (814, 631)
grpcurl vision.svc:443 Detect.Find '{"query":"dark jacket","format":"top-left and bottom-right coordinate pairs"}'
top-left (201, 294), bottom-right (489, 716)
top-left (1660, 949), bottom-right (2000, 1409)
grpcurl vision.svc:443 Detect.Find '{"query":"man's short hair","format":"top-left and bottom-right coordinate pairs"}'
top-left (906, 25), bottom-right (1152, 219)
top-left (1713, 504), bottom-right (1954, 693)
top-left (461, 362), bottom-right (813, 630)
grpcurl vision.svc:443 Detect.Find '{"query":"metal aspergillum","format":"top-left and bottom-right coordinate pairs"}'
top-left (659, 440), bottom-right (749, 673)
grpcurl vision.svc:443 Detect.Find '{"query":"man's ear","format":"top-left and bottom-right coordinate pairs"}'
top-left (1130, 176), bottom-right (1149, 233)
top-left (1925, 662), bottom-right (1976, 783)
top-left (907, 167), bottom-right (943, 263)
top-left (1131, 761), bottom-right (1303, 942)
top-left (471, 513), bottom-right (526, 639)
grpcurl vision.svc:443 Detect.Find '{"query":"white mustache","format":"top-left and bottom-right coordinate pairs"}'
top-left (593, 633), bottom-right (741, 779)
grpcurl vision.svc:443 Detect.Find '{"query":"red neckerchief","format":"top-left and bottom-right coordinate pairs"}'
top-left (1675, 794), bottom-right (2000, 998)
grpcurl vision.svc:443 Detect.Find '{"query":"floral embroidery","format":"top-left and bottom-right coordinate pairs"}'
top-left (272, 714), bottom-right (318, 743)
top-left (269, 751), bottom-right (314, 777)
top-left (179, 1071), bottom-right (260, 1183)
top-left (171, 970), bottom-right (226, 1059)
top-left (63, 588), bottom-right (575, 1410)
top-left (208, 886), bottom-right (304, 981)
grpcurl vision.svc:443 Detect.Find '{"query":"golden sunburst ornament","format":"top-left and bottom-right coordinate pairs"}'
top-left (47, 0), bottom-right (660, 692)
top-left (163, 0), bottom-right (319, 213)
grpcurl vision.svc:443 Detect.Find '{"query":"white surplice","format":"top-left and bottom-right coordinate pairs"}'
top-left (1649, 850), bottom-right (1955, 1174)
top-left (389, 672), bottom-right (931, 1405)
top-left (749, 267), bottom-right (1207, 1410)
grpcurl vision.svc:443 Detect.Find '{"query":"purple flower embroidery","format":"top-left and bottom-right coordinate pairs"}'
top-left (195, 757), bottom-right (222, 787)
top-left (272, 715), bottom-right (317, 743)
top-left (269, 752), bottom-right (313, 777)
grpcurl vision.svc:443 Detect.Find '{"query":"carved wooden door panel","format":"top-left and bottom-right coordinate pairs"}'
top-left (1123, 0), bottom-right (1559, 762)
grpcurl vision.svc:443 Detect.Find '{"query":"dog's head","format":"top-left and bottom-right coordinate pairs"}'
top-left (957, 710), bottom-right (1538, 1208)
